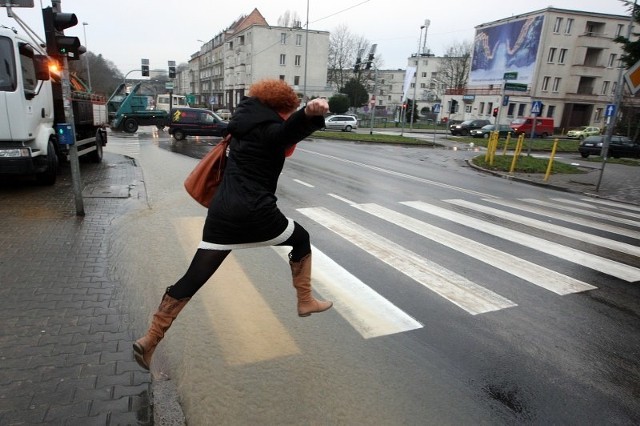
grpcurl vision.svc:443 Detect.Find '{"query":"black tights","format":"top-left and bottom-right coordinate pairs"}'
top-left (167, 221), bottom-right (311, 299)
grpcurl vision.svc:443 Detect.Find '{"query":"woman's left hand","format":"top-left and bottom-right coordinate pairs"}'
top-left (304, 99), bottom-right (329, 117)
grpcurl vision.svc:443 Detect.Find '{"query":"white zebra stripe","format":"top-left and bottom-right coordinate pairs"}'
top-left (298, 207), bottom-right (517, 315)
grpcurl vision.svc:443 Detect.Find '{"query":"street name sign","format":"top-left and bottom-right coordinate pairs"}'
top-left (503, 72), bottom-right (518, 80)
top-left (504, 82), bottom-right (528, 92)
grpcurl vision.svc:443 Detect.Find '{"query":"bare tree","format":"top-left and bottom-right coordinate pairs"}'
top-left (436, 41), bottom-right (473, 92)
top-left (277, 10), bottom-right (302, 27)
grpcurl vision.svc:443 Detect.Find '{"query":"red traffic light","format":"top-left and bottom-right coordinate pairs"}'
top-left (492, 107), bottom-right (499, 117)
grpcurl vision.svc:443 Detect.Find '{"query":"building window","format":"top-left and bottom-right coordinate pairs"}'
top-left (279, 75), bottom-right (285, 81)
top-left (565, 18), bottom-right (573, 34)
top-left (280, 33), bottom-right (287, 45)
top-left (612, 81), bottom-right (617, 94)
top-left (487, 102), bottom-right (493, 115)
top-left (421, 72), bottom-right (427, 78)
top-left (601, 81), bottom-right (610, 95)
top-left (420, 83), bottom-right (426, 88)
top-left (295, 55), bottom-right (301, 66)
top-left (479, 102), bottom-right (485, 114)
top-left (518, 103), bottom-right (526, 117)
top-left (608, 54), bottom-right (617, 68)
top-left (594, 107), bottom-right (603, 123)
top-left (541, 76), bottom-right (550, 91)
top-left (296, 34), bottom-right (302, 46)
top-left (294, 76), bottom-right (300, 85)
top-left (547, 47), bottom-right (556, 63)
top-left (279, 54), bottom-right (286, 65)
top-left (553, 17), bottom-right (563, 33)
top-left (616, 24), bottom-right (625, 37)
top-left (547, 105), bottom-right (555, 118)
top-left (552, 77), bottom-right (561, 92)
top-left (507, 103), bottom-right (515, 116)
top-left (239, 35), bottom-right (245, 45)
top-left (558, 49), bottom-right (567, 64)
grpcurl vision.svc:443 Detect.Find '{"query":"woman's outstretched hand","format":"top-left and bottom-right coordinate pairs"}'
top-left (304, 99), bottom-right (329, 117)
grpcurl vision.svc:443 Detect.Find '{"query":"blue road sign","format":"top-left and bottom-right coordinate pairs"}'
top-left (605, 104), bottom-right (616, 117)
top-left (433, 103), bottom-right (441, 113)
top-left (502, 95), bottom-right (509, 106)
top-left (531, 100), bottom-right (542, 115)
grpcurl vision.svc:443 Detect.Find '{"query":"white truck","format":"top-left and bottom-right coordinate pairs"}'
top-left (0, 25), bottom-right (107, 185)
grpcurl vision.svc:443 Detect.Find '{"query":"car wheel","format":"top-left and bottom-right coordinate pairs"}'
top-left (345, 125), bottom-right (352, 132)
top-left (173, 129), bottom-right (186, 141)
top-left (580, 153), bottom-right (589, 158)
top-left (483, 133), bottom-right (489, 139)
top-left (123, 118), bottom-right (138, 133)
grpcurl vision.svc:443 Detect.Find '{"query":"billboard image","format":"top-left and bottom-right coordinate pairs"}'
top-left (469, 15), bottom-right (544, 86)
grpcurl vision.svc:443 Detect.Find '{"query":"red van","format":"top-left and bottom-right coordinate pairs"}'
top-left (510, 117), bottom-right (554, 138)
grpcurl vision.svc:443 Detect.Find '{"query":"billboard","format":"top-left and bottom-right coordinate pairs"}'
top-left (469, 15), bottom-right (544, 86)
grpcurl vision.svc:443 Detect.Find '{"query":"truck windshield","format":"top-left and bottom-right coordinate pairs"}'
top-left (511, 118), bottom-right (526, 125)
top-left (0, 37), bottom-right (17, 92)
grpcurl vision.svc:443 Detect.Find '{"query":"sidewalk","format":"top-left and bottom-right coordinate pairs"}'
top-left (0, 143), bottom-right (636, 425)
top-left (0, 153), bottom-right (154, 425)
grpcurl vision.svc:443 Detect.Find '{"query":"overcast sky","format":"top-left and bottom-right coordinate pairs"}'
top-left (1, 0), bottom-right (631, 75)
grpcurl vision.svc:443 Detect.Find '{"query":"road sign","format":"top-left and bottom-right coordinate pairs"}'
top-left (433, 103), bottom-right (441, 113)
top-left (531, 100), bottom-right (542, 115)
top-left (605, 104), bottom-right (616, 117)
top-left (502, 95), bottom-right (509, 106)
top-left (165, 82), bottom-right (174, 90)
top-left (503, 72), bottom-right (518, 80)
top-left (504, 82), bottom-right (528, 92)
top-left (624, 59), bottom-right (640, 94)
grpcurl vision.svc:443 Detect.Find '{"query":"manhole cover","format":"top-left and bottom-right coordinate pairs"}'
top-left (82, 185), bottom-right (130, 198)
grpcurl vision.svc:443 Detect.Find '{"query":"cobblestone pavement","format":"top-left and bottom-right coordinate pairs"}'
top-left (0, 153), bottom-right (151, 425)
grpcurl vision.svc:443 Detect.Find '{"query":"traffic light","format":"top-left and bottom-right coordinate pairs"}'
top-left (168, 62), bottom-right (176, 79)
top-left (450, 99), bottom-right (458, 114)
top-left (141, 59), bottom-right (149, 77)
top-left (365, 53), bottom-right (374, 70)
top-left (493, 107), bottom-right (499, 117)
top-left (353, 57), bottom-right (361, 72)
top-left (42, 6), bottom-right (85, 59)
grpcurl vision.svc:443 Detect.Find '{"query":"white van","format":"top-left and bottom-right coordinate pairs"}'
top-left (156, 94), bottom-right (189, 112)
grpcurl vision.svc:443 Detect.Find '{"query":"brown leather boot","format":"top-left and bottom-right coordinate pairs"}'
top-left (133, 289), bottom-right (191, 370)
top-left (290, 253), bottom-right (333, 317)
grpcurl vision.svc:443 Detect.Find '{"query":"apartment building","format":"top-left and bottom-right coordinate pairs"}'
top-left (179, 9), bottom-right (331, 111)
top-left (445, 7), bottom-right (634, 131)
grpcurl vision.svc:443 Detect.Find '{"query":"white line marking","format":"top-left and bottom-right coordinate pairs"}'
top-left (483, 198), bottom-right (640, 240)
top-left (298, 207), bottom-right (517, 315)
top-left (296, 148), bottom-right (498, 198)
top-left (354, 203), bottom-right (595, 295)
top-left (403, 201), bottom-right (640, 282)
top-left (328, 193), bottom-right (357, 205)
top-left (293, 178), bottom-right (314, 188)
top-left (447, 199), bottom-right (640, 258)
top-left (580, 197), bottom-right (640, 213)
top-left (551, 198), bottom-right (640, 220)
top-left (272, 246), bottom-right (422, 339)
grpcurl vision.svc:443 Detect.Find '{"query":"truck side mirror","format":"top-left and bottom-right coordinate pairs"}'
top-left (33, 55), bottom-right (51, 81)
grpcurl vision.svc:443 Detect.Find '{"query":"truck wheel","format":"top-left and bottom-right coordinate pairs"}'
top-left (156, 125), bottom-right (165, 131)
top-left (173, 129), bottom-right (186, 141)
top-left (36, 140), bottom-right (59, 185)
top-left (123, 118), bottom-right (139, 133)
top-left (580, 153), bottom-right (589, 158)
top-left (89, 131), bottom-right (104, 163)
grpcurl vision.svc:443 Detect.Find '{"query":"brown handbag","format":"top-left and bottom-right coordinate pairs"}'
top-left (184, 134), bottom-right (231, 207)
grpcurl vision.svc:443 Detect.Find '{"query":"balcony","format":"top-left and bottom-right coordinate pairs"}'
top-left (576, 32), bottom-right (612, 49)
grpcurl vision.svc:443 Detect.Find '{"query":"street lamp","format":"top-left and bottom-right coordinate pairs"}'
top-left (410, 24), bottom-right (426, 131)
top-left (82, 22), bottom-right (92, 93)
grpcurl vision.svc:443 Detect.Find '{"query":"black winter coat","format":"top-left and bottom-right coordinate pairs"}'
top-left (202, 97), bottom-right (324, 245)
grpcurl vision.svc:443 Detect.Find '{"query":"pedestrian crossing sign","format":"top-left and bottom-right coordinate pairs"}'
top-left (531, 101), bottom-right (542, 115)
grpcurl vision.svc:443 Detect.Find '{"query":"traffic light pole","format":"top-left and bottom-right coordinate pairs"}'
top-left (52, 0), bottom-right (84, 215)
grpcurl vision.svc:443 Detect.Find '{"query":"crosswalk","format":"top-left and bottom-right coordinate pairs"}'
top-left (105, 135), bottom-right (141, 158)
top-left (286, 193), bottom-right (640, 338)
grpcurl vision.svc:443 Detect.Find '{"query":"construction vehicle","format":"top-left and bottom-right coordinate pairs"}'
top-left (107, 82), bottom-right (169, 133)
top-left (0, 23), bottom-right (107, 185)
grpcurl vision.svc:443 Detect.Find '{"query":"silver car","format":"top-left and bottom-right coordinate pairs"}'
top-left (324, 115), bottom-right (358, 132)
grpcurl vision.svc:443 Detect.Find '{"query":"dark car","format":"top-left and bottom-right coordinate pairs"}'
top-left (169, 108), bottom-right (228, 141)
top-left (449, 119), bottom-right (491, 136)
top-left (469, 124), bottom-right (515, 138)
top-left (578, 135), bottom-right (640, 158)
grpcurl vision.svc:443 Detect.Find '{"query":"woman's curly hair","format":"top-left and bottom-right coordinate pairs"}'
top-left (248, 79), bottom-right (300, 114)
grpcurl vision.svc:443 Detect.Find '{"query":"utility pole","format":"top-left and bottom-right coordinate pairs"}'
top-left (410, 24), bottom-right (426, 132)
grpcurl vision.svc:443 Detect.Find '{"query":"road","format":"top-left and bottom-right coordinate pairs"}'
top-left (107, 128), bottom-right (640, 425)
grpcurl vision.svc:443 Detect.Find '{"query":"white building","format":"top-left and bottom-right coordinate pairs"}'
top-left (451, 7), bottom-right (635, 131)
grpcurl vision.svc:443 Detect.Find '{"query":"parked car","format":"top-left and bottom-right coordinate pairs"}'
top-left (216, 109), bottom-right (232, 120)
top-left (449, 119), bottom-right (491, 136)
top-left (324, 115), bottom-right (358, 132)
top-left (578, 135), bottom-right (640, 158)
top-left (469, 124), bottom-right (515, 138)
top-left (567, 126), bottom-right (600, 139)
top-left (510, 117), bottom-right (554, 138)
top-left (169, 108), bottom-right (228, 141)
